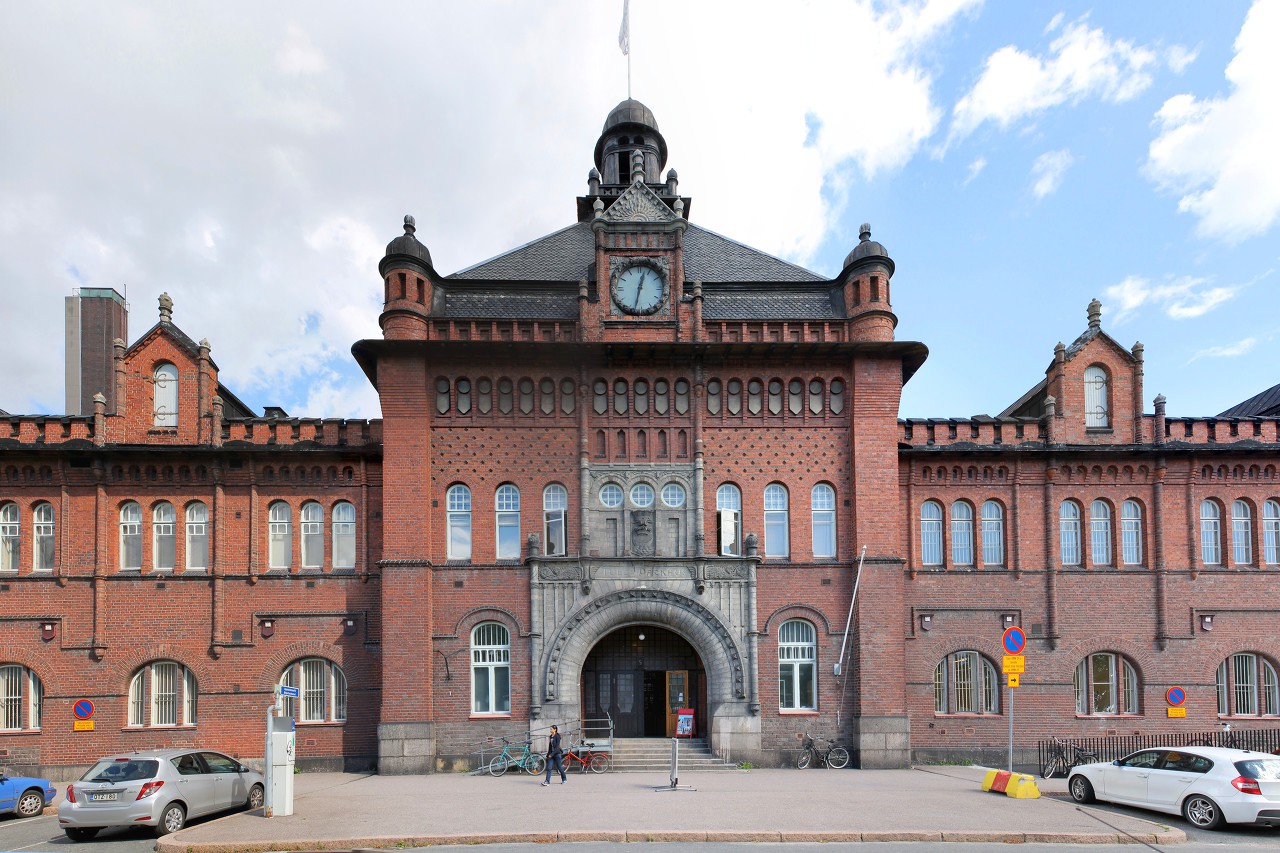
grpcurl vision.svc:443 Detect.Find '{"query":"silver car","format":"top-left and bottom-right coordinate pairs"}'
top-left (58, 749), bottom-right (264, 841)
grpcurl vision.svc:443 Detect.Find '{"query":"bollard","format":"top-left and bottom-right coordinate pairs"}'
top-left (981, 769), bottom-right (1040, 799)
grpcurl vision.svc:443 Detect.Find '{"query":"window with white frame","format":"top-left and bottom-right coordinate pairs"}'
top-left (128, 661), bottom-right (197, 727)
top-left (1216, 653), bottom-right (1279, 717)
top-left (332, 501), bottom-right (356, 569)
top-left (543, 484), bottom-right (567, 556)
top-left (921, 501), bottom-right (943, 566)
top-left (981, 501), bottom-right (1004, 567)
top-left (811, 484), bottom-right (836, 559)
top-left (1083, 365), bottom-right (1109, 428)
top-left (1090, 500), bottom-right (1112, 566)
top-left (32, 501), bottom-right (55, 571)
top-left (268, 501), bottom-right (292, 569)
top-left (778, 619), bottom-right (816, 710)
top-left (0, 664), bottom-right (42, 730)
top-left (0, 503), bottom-right (18, 572)
top-left (716, 484), bottom-right (742, 556)
top-left (153, 501), bottom-right (176, 571)
top-left (495, 485), bottom-right (521, 559)
top-left (1200, 500), bottom-right (1222, 565)
top-left (471, 622), bottom-right (511, 715)
top-left (763, 484), bottom-right (789, 558)
top-left (933, 651), bottom-right (999, 714)
top-left (950, 502), bottom-right (974, 567)
top-left (1074, 652), bottom-right (1139, 715)
top-left (1121, 500), bottom-right (1143, 566)
top-left (153, 363), bottom-right (178, 428)
top-left (1060, 501), bottom-right (1082, 566)
top-left (1264, 500), bottom-right (1280, 566)
top-left (120, 501), bottom-right (142, 571)
top-left (446, 485), bottom-right (472, 560)
top-left (280, 658), bottom-right (347, 723)
top-left (301, 501), bottom-right (324, 568)
top-left (1232, 500), bottom-right (1253, 566)
top-left (186, 502), bottom-right (209, 571)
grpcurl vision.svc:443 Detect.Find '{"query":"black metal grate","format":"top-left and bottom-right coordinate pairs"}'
top-left (1038, 727), bottom-right (1280, 774)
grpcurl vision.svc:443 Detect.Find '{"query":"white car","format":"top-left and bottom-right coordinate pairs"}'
top-left (1067, 745), bottom-right (1280, 830)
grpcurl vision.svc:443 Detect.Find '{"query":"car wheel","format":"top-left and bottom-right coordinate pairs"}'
top-left (1182, 794), bottom-right (1225, 830)
top-left (246, 783), bottom-right (265, 810)
top-left (1068, 775), bottom-right (1095, 803)
top-left (155, 802), bottom-right (187, 837)
top-left (797, 751), bottom-right (812, 769)
top-left (64, 828), bottom-right (100, 842)
top-left (16, 789), bottom-right (45, 817)
top-left (827, 748), bottom-right (851, 769)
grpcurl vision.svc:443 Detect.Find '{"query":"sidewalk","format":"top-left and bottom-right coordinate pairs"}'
top-left (157, 765), bottom-right (1186, 852)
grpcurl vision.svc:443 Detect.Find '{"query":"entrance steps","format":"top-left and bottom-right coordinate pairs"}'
top-left (608, 737), bottom-right (742, 772)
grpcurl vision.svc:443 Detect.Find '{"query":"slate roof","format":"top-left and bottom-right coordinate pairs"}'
top-left (702, 285), bottom-right (842, 320)
top-left (441, 286), bottom-right (579, 320)
top-left (1218, 382), bottom-right (1280, 418)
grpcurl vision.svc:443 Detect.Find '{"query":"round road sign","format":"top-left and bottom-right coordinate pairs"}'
top-left (73, 699), bottom-right (95, 720)
top-left (1002, 626), bottom-right (1026, 655)
top-left (1166, 686), bottom-right (1186, 707)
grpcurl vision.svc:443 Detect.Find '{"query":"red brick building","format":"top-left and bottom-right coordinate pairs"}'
top-left (3, 100), bottom-right (1278, 776)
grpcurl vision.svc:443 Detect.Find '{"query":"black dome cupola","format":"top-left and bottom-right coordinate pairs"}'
top-left (594, 99), bottom-right (668, 185)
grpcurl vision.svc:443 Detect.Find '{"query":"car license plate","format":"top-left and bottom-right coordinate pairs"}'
top-left (90, 792), bottom-right (118, 801)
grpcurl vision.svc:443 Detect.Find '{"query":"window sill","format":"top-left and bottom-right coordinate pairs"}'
top-left (779, 709), bottom-right (819, 716)
top-left (470, 714), bottom-right (512, 720)
top-left (295, 719), bottom-right (346, 727)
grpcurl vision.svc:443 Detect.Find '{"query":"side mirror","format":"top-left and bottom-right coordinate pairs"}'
top-left (1112, 760), bottom-right (1122, 766)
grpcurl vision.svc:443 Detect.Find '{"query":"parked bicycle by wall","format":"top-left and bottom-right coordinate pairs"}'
top-left (1040, 737), bottom-right (1099, 778)
top-left (796, 732), bottom-right (849, 769)
top-left (488, 737), bottom-right (547, 777)
top-left (563, 739), bottom-right (611, 773)
top-left (1190, 721), bottom-right (1241, 749)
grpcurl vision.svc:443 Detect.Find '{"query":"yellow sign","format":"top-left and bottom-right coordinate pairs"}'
top-left (1008, 674), bottom-right (1020, 688)
top-left (1002, 655), bottom-right (1025, 674)
top-left (1167, 707), bottom-right (1187, 718)
top-left (73, 720), bottom-right (95, 731)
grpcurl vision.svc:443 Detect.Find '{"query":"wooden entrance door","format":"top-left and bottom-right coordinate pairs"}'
top-left (664, 670), bottom-right (688, 737)
top-left (583, 670), bottom-right (643, 737)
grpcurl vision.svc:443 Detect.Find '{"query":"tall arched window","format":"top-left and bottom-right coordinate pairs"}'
top-left (447, 485), bottom-right (472, 561)
top-left (920, 501), bottom-right (943, 566)
top-left (1083, 365), bottom-right (1109, 428)
top-left (268, 501), bottom-right (293, 569)
top-left (0, 664), bottom-right (42, 730)
top-left (763, 484), bottom-right (789, 558)
top-left (1060, 501), bottom-right (1082, 566)
top-left (471, 623), bottom-right (511, 715)
top-left (129, 661), bottom-right (197, 727)
top-left (981, 501), bottom-right (1004, 567)
top-left (120, 501), bottom-right (143, 571)
top-left (301, 502), bottom-right (324, 568)
top-left (1089, 500), bottom-right (1112, 567)
top-left (153, 502), bottom-right (176, 571)
top-left (778, 619), bottom-right (816, 710)
top-left (1231, 500), bottom-right (1253, 566)
top-left (186, 502), bottom-right (209, 571)
top-left (1216, 653), bottom-right (1279, 717)
top-left (0, 503), bottom-right (18, 572)
top-left (716, 484), bottom-right (742, 556)
top-left (332, 501), bottom-right (356, 569)
top-left (811, 484), bottom-right (835, 559)
top-left (1200, 500), bottom-right (1222, 565)
top-left (279, 658), bottom-right (347, 723)
top-left (950, 502), bottom-right (974, 567)
top-left (1264, 500), bottom-right (1280, 566)
top-left (153, 363), bottom-right (178, 428)
top-left (495, 485), bottom-right (521, 560)
top-left (934, 651), bottom-right (999, 714)
top-left (32, 501), bottom-right (55, 571)
top-left (543, 484), bottom-right (568, 556)
top-left (1121, 500), bottom-right (1143, 566)
top-left (1074, 652), bottom-right (1139, 715)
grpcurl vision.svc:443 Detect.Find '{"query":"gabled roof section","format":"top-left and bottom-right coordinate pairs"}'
top-left (1219, 382), bottom-right (1280, 418)
top-left (126, 320), bottom-right (214, 368)
top-left (601, 180), bottom-right (680, 223)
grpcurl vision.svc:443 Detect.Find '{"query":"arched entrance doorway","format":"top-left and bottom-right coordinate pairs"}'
top-left (581, 625), bottom-right (706, 738)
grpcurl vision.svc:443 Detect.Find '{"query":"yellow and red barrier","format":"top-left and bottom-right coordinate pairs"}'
top-left (981, 769), bottom-right (1040, 799)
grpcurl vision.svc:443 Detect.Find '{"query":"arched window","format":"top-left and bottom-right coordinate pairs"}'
top-left (539, 378), bottom-right (555, 415)
top-left (268, 501), bottom-right (292, 569)
top-left (301, 502), bottom-right (324, 568)
top-left (32, 501), bottom-right (55, 571)
top-left (1264, 500), bottom-right (1280, 566)
top-left (950, 502), bottom-right (974, 567)
top-left (726, 379), bottom-right (741, 415)
top-left (829, 378), bottom-right (845, 414)
top-left (613, 379), bottom-right (628, 415)
top-left (471, 623), bottom-right (511, 715)
top-left (1074, 652), bottom-right (1139, 715)
top-left (778, 619), bottom-right (816, 711)
top-left (186, 502), bottom-right (209, 571)
top-left (458, 378), bottom-right (473, 414)
top-left (768, 379), bottom-right (783, 415)
top-left (634, 379), bottom-right (649, 414)
top-left (1121, 500), bottom-right (1143, 566)
top-left (543, 484), bottom-right (568, 556)
top-left (674, 379), bottom-right (690, 414)
top-left (332, 501), bottom-right (356, 569)
top-left (279, 658), bottom-right (347, 723)
top-left (120, 501), bottom-right (143, 571)
top-left (1083, 365), bottom-right (1108, 428)
top-left (1090, 500), bottom-right (1112, 567)
top-left (153, 502), bottom-right (176, 571)
top-left (763, 484), bottom-right (789, 558)
top-left (435, 378), bottom-right (451, 414)
top-left (706, 379), bottom-right (721, 415)
top-left (654, 379), bottom-right (669, 414)
top-left (1231, 500), bottom-right (1253, 566)
top-left (153, 363), bottom-right (178, 428)
top-left (716, 484), bottom-right (742, 556)
top-left (1200, 500), bottom-right (1222, 565)
top-left (0, 664), bottom-right (42, 730)
top-left (0, 503), bottom-right (18, 572)
top-left (934, 651), bottom-right (999, 714)
top-left (129, 661), bottom-right (197, 727)
top-left (1216, 653), bottom-right (1279, 717)
top-left (980, 501), bottom-right (1004, 567)
top-left (1059, 501), bottom-right (1082, 566)
top-left (495, 485), bottom-right (521, 560)
top-left (920, 501), bottom-right (943, 567)
top-left (811, 484), bottom-right (835, 559)
top-left (447, 485), bottom-right (472, 561)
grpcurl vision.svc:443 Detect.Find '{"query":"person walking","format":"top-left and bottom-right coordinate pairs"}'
top-left (541, 725), bottom-right (567, 786)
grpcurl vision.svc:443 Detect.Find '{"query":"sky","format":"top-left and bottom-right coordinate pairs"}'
top-left (1, 0), bottom-right (1277, 421)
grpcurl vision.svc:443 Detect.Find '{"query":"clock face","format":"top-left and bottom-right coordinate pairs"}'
top-left (614, 265), bottom-right (665, 314)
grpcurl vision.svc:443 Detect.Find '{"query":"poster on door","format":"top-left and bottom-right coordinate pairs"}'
top-left (675, 708), bottom-right (694, 737)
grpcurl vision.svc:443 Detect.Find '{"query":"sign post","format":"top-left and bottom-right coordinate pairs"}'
top-left (1001, 626), bottom-right (1027, 772)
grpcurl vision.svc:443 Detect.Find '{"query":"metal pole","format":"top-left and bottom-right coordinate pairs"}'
top-left (1007, 680), bottom-right (1014, 772)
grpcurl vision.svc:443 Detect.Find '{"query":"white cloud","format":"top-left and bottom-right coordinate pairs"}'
top-left (1165, 44), bottom-right (1199, 74)
top-left (1145, 0), bottom-right (1280, 243)
top-left (1030, 149), bottom-right (1073, 198)
top-left (276, 25), bottom-right (327, 76)
top-left (963, 156), bottom-right (986, 185)
top-left (1188, 336), bottom-right (1257, 362)
top-left (1102, 274), bottom-right (1240, 323)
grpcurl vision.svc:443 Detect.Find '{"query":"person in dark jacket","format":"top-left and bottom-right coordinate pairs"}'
top-left (541, 725), bottom-right (567, 785)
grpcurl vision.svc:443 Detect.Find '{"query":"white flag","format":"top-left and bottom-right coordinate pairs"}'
top-left (618, 0), bottom-right (630, 56)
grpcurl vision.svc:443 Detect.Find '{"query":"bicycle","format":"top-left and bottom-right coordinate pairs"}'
top-left (488, 737), bottom-right (547, 777)
top-left (563, 740), bottom-right (611, 773)
top-left (796, 732), bottom-right (850, 769)
top-left (1189, 721), bottom-right (1240, 749)
top-left (1040, 737), bottom-right (1098, 778)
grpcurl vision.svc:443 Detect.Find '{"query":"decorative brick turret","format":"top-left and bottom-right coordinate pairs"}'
top-left (378, 215), bottom-right (435, 340)
top-left (841, 224), bottom-right (897, 341)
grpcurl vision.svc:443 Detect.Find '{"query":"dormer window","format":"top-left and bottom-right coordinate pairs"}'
top-left (1083, 365), bottom-right (1109, 429)
top-left (154, 363), bottom-right (178, 428)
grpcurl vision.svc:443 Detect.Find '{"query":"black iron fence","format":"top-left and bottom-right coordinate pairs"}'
top-left (1038, 726), bottom-right (1280, 773)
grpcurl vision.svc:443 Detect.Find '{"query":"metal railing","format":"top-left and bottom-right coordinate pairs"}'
top-left (465, 714), bottom-right (614, 775)
top-left (1037, 726), bottom-right (1280, 770)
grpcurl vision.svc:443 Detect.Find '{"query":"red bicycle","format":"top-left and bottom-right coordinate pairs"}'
top-left (563, 740), bottom-right (611, 773)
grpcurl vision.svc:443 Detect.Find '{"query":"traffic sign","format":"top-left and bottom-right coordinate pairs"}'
top-left (1167, 707), bottom-right (1187, 718)
top-left (1166, 686), bottom-right (1186, 707)
top-left (1008, 674), bottom-right (1020, 688)
top-left (1002, 655), bottom-right (1025, 674)
top-left (278, 685), bottom-right (300, 698)
top-left (73, 699), bottom-right (95, 720)
top-left (1002, 626), bottom-right (1026, 655)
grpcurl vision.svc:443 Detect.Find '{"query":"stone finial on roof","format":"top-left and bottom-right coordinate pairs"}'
top-left (158, 292), bottom-right (173, 323)
top-left (1087, 298), bottom-right (1102, 331)
top-left (1154, 393), bottom-right (1166, 408)
top-left (588, 168), bottom-right (601, 195)
top-left (631, 149), bottom-right (645, 184)
top-left (403, 214), bottom-right (416, 236)
top-left (1132, 341), bottom-right (1144, 360)
top-left (859, 223), bottom-right (872, 242)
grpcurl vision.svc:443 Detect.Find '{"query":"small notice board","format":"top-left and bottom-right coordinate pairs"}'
top-left (675, 708), bottom-right (694, 737)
